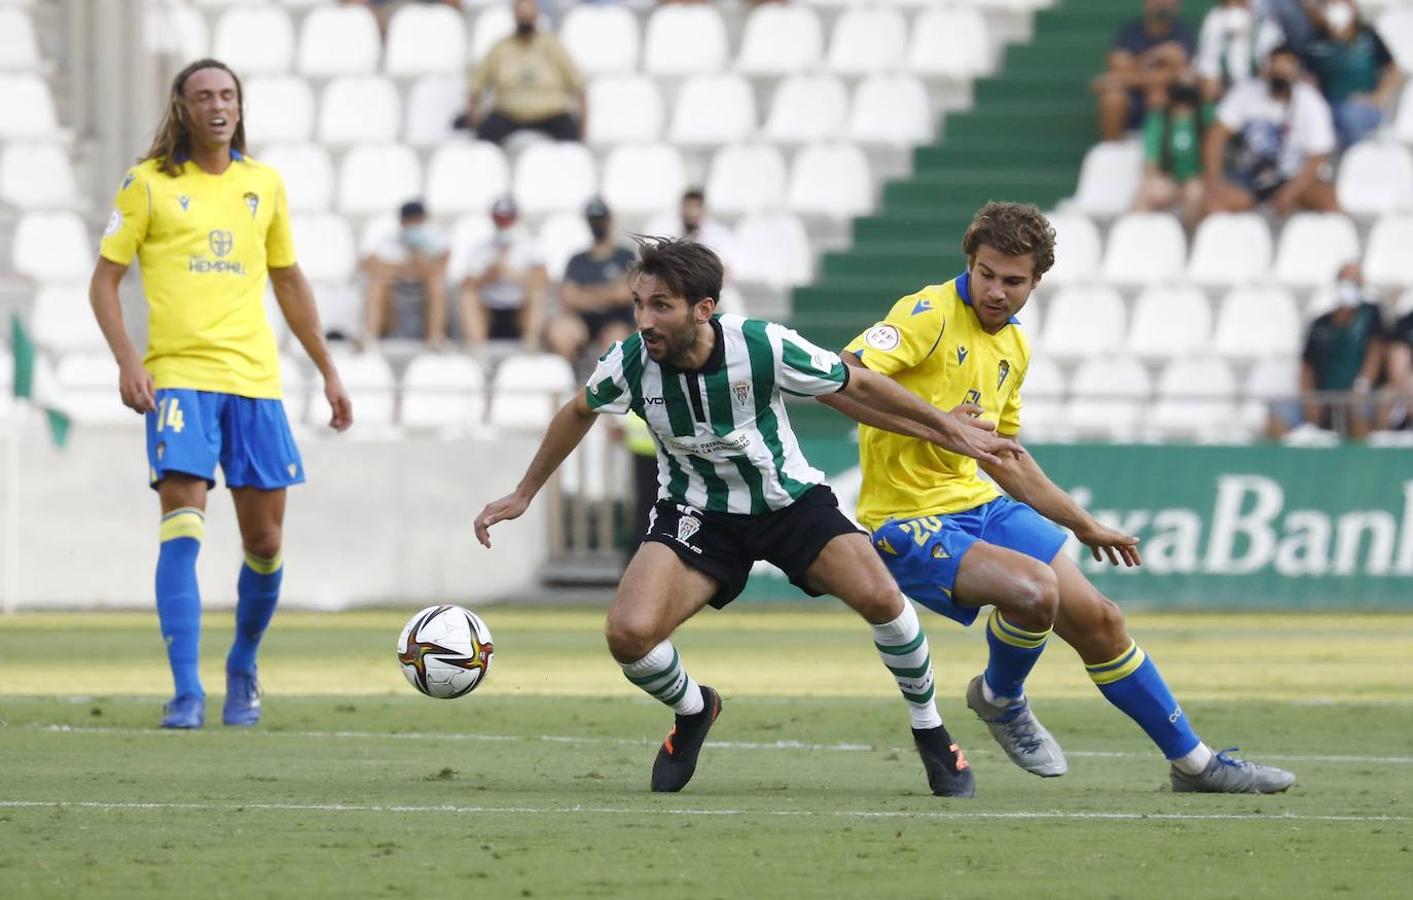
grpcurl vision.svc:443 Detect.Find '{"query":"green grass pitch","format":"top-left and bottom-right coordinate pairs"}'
top-left (2, 608), bottom-right (1410, 898)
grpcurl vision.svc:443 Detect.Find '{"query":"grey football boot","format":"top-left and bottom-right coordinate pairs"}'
top-left (1170, 748), bottom-right (1295, 793)
top-left (965, 674), bottom-right (1068, 777)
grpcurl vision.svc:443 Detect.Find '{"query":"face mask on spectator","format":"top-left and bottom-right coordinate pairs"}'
top-left (1336, 279), bottom-right (1365, 308)
top-left (1325, 2), bottom-right (1355, 35)
top-left (402, 225), bottom-right (434, 253)
top-left (516, 22), bottom-right (536, 37)
top-left (1268, 75), bottom-right (1293, 98)
top-left (589, 220), bottom-right (610, 242)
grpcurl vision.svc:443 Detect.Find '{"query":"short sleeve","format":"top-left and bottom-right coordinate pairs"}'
top-left (584, 338), bottom-right (634, 415)
top-left (774, 324), bottom-right (849, 397)
top-left (999, 366), bottom-right (1025, 436)
top-left (843, 291), bottom-right (947, 377)
top-left (1215, 85), bottom-right (1247, 131)
top-left (265, 176), bottom-right (297, 268)
top-left (98, 167), bottom-right (151, 266)
top-left (1193, 14), bottom-right (1222, 80)
top-left (1371, 28), bottom-right (1394, 68)
top-left (1296, 87), bottom-right (1336, 158)
top-left (563, 252), bottom-right (592, 285)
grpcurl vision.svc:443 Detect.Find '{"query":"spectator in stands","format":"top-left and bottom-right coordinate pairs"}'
top-left (343, 0), bottom-right (462, 35)
top-left (462, 0), bottom-right (586, 146)
top-left (1386, 306), bottom-right (1413, 430)
top-left (1194, 0), bottom-right (1285, 102)
top-left (1297, 262), bottom-right (1385, 438)
top-left (1202, 43), bottom-right (1338, 217)
top-left (546, 197), bottom-right (637, 365)
top-left (459, 196), bottom-right (549, 354)
top-left (1301, 1), bottom-right (1404, 148)
top-left (1093, 0), bottom-right (1198, 141)
top-left (646, 188), bottom-right (737, 278)
top-left (360, 199), bottom-right (452, 350)
top-left (1135, 78), bottom-right (1209, 228)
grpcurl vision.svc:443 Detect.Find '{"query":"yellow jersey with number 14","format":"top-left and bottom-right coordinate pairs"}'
top-left (99, 152), bottom-right (295, 399)
top-left (843, 273), bottom-right (1031, 531)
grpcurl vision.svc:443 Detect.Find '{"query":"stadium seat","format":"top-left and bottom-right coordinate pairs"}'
top-left (31, 286), bottom-right (106, 355)
top-left (667, 75), bottom-right (757, 147)
top-left (906, 8), bottom-right (994, 79)
top-left (513, 142), bottom-right (597, 216)
top-left (1212, 287), bottom-right (1302, 360)
top-left (384, 3), bottom-right (465, 77)
top-left (144, 3), bottom-right (208, 61)
top-left (0, 73), bottom-right (59, 139)
top-left (296, 5), bottom-right (380, 76)
top-left (1363, 215), bottom-right (1413, 287)
top-left (535, 211), bottom-right (592, 283)
top-left (280, 353), bottom-right (310, 428)
top-left (787, 143), bottom-right (872, 220)
top-left (847, 75), bottom-right (932, 147)
top-left (1072, 141), bottom-right (1143, 218)
top-left (1186, 213), bottom-right (1273, 288)
top-left (1100, 213), bottom-right (1187, 287)
top-left (560, 4), bottom-right (640, 76)
top-left (704, 143), bottom-right (787, 216)
top-left (487, 353), bottom-right (577, 430)
top-left (826, 7), bottom-right (907, 76)
top-left (1239, 355), bottom-right (1300, 433)
top-left (600, 143), bottom-right (686, 217)
top-left (289, 214), bottom-right (357, 283)
top-left (643, 4), bottom-right (728, 76)
top-left (0, 6), bottom-right (40, 69)
top-left (243, 76), bottom-right (316, 145)
top-left (736, 3), bottom-right (824, 76)
top-left (1337, 141), bottom-right (1413, 216)
top-left (1147, 357), bottom-right (1239, 441)
top-left (1378, 9), bottom-right (1413, 73)
top-left (733, 212), bottom-right (812, 288)
top-left (257, 143), bottom-right (334, 213)
top-left (560, 423), bottom-right (629, 501)
top-left (55, 353), bottom-right (135, 427)
top-left (1040, 285), bottom-right (1127, 362)
top-left (1271, 213), bottom-right (1361, 289)
top-left (0, 142), bottom-right (80, 210)
top-left (12, 211), bottom-right (90, 282)
top-left (318, 76), bottom-right (401, 146)
top-left (400, 353), bottom-right (488, 432)
top-left (1126, 286), bottom-right (1213, 361)
top-left (1042, 213), bottom-right (1102, 287)
top-left (213, 6), bottom-right (295, 75)
top-left (1013, 354), bottom-right (1066, 439)
top-left (0, 348), bottom-right (11, 423)
top-left (1065, 356), bottom-right (1151, 440)
top-left (586, 75), bottom-right (664, 146)
top-left (336, 143), bottom-right (422, 218)
top-left (446, 212), bottom-right (498, 284)
top-left (324, 349), bottom-right (397, 430)
top-left (764, 75), bottom-right (848, 146)
top-left (404, 75), bottom-right (466, 148)
top-left (424, 141), bottom-right (510, 217)
top-left (1395, 81), bottom-right (1413, 146)
top-left (470, 4), bottom-right (527, 64)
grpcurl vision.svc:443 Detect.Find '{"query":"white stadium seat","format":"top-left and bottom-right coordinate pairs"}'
top-left (385, 3), bottom-right (466, 77)
top-left (1186, 212), bottom-right (1273, 288)
top-left (289, 214), bottom-right (356, 283)
top-left (325, 350), bottom-right (397, 430)
top-left (337, 144), bottom-right (422, 217)
top-left (1065, 357), bottom-right (1151, 441)
top-left (1336, 141), bottom-right (1413, 216)
top-left (1041, 285), bottom-right (1127, 362)
top-left (488, 353), bottom-right (577, 430)
top-left (405, 75), bottom-right (466, 148)
top-left (401, 354), bottom-right (488, 432)
top-left (1239, 355), bottom-right (1300, 432)
top-left (736, 4), bottom-right (824, 77)
top-left (513, 142), bottom-right (597, 216)
top-left (705, 143), bottom-right (787, 216)
top-left (297, 5), bottom-right (380, 76)
top-left (1127, 286), bottom-right (1213, 361)
top-left (318, 76), bottom-right (400, 146)
top-left (826, 7), bottom-right (907, 76)
top-left (586, 75), bottom-right (665, 145)
top-left (0, 73), bottom-right (59, 139)
top-left (1272, 213), bottom-right (1361, 289)
top-left (12, 211), bottom-right (90, 282)
top-left (1147, 357), bottom-right (1239, 441)
top-left (470, 4), bottom-right (516, 63)
top-left (1072, 141), bottom-right (1143, 218)
top-left (145, 4), bottom-right (208, 61)
top-left (561, 4), bottom-right (640, 76)
top-left (561, 424), bottom-right (629, 501)
top-left (258, 143), bottom-right (334, 213)
top-left (1364, 215), bottom-right (1413, 286)
top-left (907, 8), bottom-right (994, 79)
top-left (243, 76), bottom-right (316, 144)
top-left (848, 75), bottom-right (932, 147)
top-left (1395, 80), bottom-right (1413, 146)
top-left (787, 143), bottom-right (872, 219)
top-left (0, 142), bottom-right (80, 209)
top-left (600, 143), bottom-right (686, 216)
top-left (1100, 213), bottom-right (1186, 287)
top-left (535, 211), bottom-right (592, 283)
top-left (1014, 355), bottom-right (1066, 438)
top-left (1212, 287), bottom-right (1302, 360)
top-left (213, 6), bottom-right (295, 75)
top-left (56, 353), bottom-right (134, 427)
top-left (733, 212), bottom-right (812, 288)
top-left (31, 286), bottom-right (106, 355)
top-left (1378, 9), bottom-right (1413, 73)
top-left (764, 75), bottom-right (848, 146)
top-left (668, 75), bottom-right (757, 147)
top-left (446, 213), bottom-right (496, 284)
top-left (424, 142), bottom-right (510, 217)
top-left (1042, 213), bottom-right (1102, 286)
top-left (643, 4), bottom-right (728, 76)
top-left (280, 353), bottom-right (309, 428)
top-left (0, 349), bottom-right (11, 424)
top-left (0, 7), bottom-right (41, 69)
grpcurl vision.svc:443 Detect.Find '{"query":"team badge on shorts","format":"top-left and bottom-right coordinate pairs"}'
top-left (676, 515), bottom-right (700, 547)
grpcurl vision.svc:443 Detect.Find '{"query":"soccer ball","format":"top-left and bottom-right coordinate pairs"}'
top-left (396, 605), bottom-right (495, 699)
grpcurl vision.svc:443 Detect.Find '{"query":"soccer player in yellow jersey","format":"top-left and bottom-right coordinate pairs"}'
top-left (88, 59), bottom-right (353, 729)
top-left (835, 202), bottom-right (1295, 793)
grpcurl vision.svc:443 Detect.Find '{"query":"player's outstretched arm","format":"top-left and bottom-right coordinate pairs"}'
top-left (981, 450), bottom-right (1142, 568)
top-left (474, 390), bottom-right (598, 549)
top-left (270, 263), bottom-right (352, 432)
top-left (89, 257), bottom-right (155, 414)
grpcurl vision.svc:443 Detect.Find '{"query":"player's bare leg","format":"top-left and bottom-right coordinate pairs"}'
top-left (805, 533), bottom-right (974, 797)
top-left (605, 543), bottom-right (720, 792)
top-left (223, 487), bottom-right (287, 726)
top-left (155, 474), bottom-right (209, 728)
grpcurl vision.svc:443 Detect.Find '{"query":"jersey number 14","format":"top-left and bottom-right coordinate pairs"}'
top-left (156, 396), bottom-right (186, 433)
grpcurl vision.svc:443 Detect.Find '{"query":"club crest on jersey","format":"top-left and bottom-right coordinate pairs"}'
top-left (997, 360), bottom-right (1011, 391)
top-left (732, 379), bottom-right (752, 409)
top-left (178, 195), bottom-right (190, 211)
top-left (956, 345), bottom-right (969, 366)
top-left (209, 230), bottom-right (234, 257)
top-left (244, 192), bottom-right (259, 218)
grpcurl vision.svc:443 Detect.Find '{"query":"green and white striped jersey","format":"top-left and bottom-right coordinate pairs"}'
top-left (585, 314), bottom-right (850, 515)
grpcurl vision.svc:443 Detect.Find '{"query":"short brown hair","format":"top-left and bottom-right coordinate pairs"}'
top-left (629, 236), bottom-right (723, 307)
top-left (961, 201), bottom-right (1056, 278)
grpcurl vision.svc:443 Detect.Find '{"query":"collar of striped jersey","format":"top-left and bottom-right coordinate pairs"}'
top-left (658, 315), bottom-right (726, 375)
top-left (955, 271), bottom-right (1021, 326)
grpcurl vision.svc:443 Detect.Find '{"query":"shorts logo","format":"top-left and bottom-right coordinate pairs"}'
top-left (676, 514), bottom-right (700, 548)
top-left (209, 230), bottom-right (234, 257)
top-left (864, 324), bottom-right (900, 352)
top-left (244, 192), bottom-right (260, 218)
top-left (287, 463), bottom-right (297, 478)
top-left (103, 209), bottom-right (123, 236)
top-left (155, 442), bottom-right (166, 461)
top-left (930, 543), bottom-right (950, 560)
top-left (956, 345), bottom-right (969, 366)
top-left (997, 359), bottom-right (1011, 391)
top-left (875, 536), bottom-right (898, 556)
top-left (178, 195), bottom-right (190, 211)
top-left (732, 379), bottom-right (752, 409)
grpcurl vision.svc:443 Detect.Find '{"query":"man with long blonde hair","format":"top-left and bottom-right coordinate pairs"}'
top-left (89, 59), bottom-right (353, 729)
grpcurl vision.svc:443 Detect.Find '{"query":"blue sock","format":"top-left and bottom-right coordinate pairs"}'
top-left (227, 551), bottom-right (283, 674)
top-left (983, 609), bottom-right (1050, 702)
top-left (156, 508), bottom-right (205, 700)
top-left (1088, 642), bottom-right (1201, 760)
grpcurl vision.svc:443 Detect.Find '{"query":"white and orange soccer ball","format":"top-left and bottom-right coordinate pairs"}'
top-left (397, 605), bottom-right (495, 699)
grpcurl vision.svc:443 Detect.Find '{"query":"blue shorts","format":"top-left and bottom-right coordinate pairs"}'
top-left (870, 497), bottom-right (1067, 627)
top-left (146, 389), bottom-right (305, 491)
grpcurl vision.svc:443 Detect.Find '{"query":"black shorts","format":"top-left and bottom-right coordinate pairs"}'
top-left (488, 307), bottom-right (521, 340)
top-left (580, 307), bottom-right (635, 342)
top-left (641, 485), bottom-right (865, 609)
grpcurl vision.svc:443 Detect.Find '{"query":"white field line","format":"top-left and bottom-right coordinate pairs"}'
top-left (16, 724), bottom-right (1413, 765)
top-left (0, 799), bottom-right (1406, 824)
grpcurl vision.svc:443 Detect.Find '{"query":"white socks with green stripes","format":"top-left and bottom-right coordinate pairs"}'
top-left (621, 640), bottom-right (706, 716)
top-left (872, 601), bottom-right (944, 730)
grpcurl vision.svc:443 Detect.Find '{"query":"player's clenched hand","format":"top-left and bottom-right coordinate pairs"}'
top-left (118, 360), bottom-right (156, 414)
top-left (474, 493), bottom-right (530, 549)
top-left (324, 377), bottom-right (353, 432)
top-left (1074, 522), bottom-right (1142, 568)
